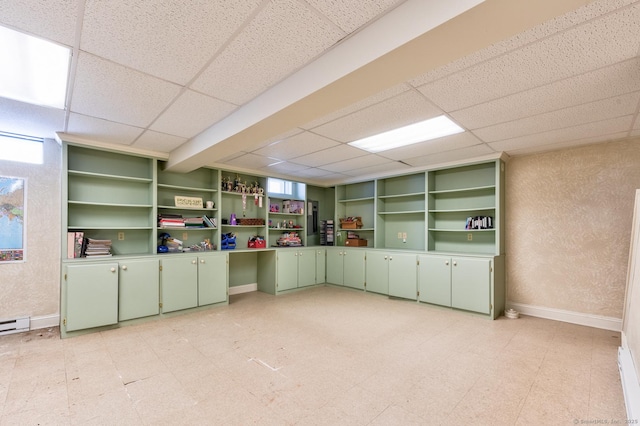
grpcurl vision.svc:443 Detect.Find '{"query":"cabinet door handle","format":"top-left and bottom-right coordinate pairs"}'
top-left (295, 253), bottom-right (298, 256)
top-left (200, 259), bottom-right (205, 264)
top-left (192, 260), bottom-right (197, 265)
top-left (121, 265), bottom-right (127, 271)
top-left (299, 253), bottom-right (302, 256)
top-left (110, 267), bottom-right (116, 273)
top-left (445, 261), bottom-right (449, 266)
top-left (384, 256), bottom-right (387, 260)
top-left (453, 261), bottom-right (457, 266)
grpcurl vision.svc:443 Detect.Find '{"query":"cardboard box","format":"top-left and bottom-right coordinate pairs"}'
top-left (340, 217), bottom-right (363, 229)
top-left (345, 239), bottom-right (368, 247)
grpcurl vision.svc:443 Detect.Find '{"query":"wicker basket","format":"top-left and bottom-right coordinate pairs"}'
top-left (237, 218), bottom-right (265, 226)
top-left (340, 217), bottom-right (363, 229)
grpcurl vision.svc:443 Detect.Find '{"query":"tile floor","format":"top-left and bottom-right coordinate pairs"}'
top-left (0, 285), bottom-right (628, 425)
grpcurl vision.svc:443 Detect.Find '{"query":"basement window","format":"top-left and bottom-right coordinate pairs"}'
top-left (0, 132), bottom-right (44, 164)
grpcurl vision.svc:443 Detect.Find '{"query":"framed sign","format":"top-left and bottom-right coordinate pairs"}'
top-left (174, 195), bottom-right (203, 209)
top-left (0, 176), bottom-right (26, 263)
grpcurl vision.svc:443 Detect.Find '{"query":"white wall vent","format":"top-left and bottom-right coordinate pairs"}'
top-left (0, 317), bottom-right (30, 335)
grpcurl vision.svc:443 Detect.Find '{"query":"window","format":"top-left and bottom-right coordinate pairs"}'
top-left (268, 178), bottom-right (293, 195)
top-left (0, 132), bottom-right (44, 164)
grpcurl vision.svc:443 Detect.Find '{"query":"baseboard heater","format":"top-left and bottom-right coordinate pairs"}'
top-left (0, 317), bottom-right (30, 336)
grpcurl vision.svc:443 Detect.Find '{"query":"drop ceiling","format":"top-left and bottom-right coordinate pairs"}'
top-left (0, 0), bottom-right (639, 186)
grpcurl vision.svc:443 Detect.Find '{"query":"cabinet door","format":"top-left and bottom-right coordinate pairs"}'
top-left (119, 258), bottom-right (159, 321)
top-left (343, 249), bottom-right (365, 290)
top-left (418, 255), bottom-right (452, 307)
top-left (315, 249), bottom-right (326, 284)
top-left (365, 251), bottom-right (389, 295)
top-left (388, 253), bottom-right (417, 300)
top-left (277, 250), bottom-right (299, 291)
top-left (451, 257), bottom-right (491, 314)
top-left (161, 257), bottom-right (198, 313)
top-left (65, 263), bottom-right (118, 331)
top-left (198, 253), bottom-right (228, 306)
top-left (326, 249), bottom-right (344, 285)
top-left (297, 249), bottom-right (317, 288)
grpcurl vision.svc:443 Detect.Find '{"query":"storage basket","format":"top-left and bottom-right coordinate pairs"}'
top-left (237, 218), bottom-right (265, 226)
top-left (340, 217), bottom-right (363, 229)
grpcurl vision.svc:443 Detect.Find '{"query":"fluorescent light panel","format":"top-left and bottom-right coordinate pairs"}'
top-left (0, 25), bottom-right (70, 109)
top-left (348, 115), bottom-right (464, 153)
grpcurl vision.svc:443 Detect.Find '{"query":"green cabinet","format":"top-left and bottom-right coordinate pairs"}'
top-left (418, 255), bottom-right (501, 317)
top-left (160, 256), bottom-right (199, 313)
top-left (276, 248), bottom-right (318, 292)
top-left (315, 248), bottom-right (326, 284)
top-left (118, 258), bottom-right (159, 321)
top-left (418, 255), bottom-right (452, 307)
top-left (365, 251), bottom-right (417, 299)
top-left (64, 262), bottom-right (119, 332)
top-left (326, 248), bottom-right (365, 290)
top-left (161, 253), bottom-right (228, 312)
top-left (197, 253), bottom-right (228, 306)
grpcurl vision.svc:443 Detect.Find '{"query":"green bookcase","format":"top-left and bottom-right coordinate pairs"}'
top-left (219, 172), bottom-right (267, 250)
top-left (156, 161), bottom-right (219, 252)
top-left (64, 145), bottom-right (155, 256)
top-left (335, 180), bottom-right (375, 247)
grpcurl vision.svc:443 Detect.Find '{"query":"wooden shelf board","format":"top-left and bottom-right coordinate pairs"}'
top-left (157, 183), bottom-right (217, 193)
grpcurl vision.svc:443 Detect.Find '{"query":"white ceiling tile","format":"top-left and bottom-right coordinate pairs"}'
top-left (320, 154), bottom-right (392, 173)
top-left (487, 115), bottom-right (635, 152)
top-left (474, 93), bottom-right (640, 143)
top-left (305, 0), bottom-right (404, 33)
top-left (150, 90), bottom-right (237, 139)
top-left (132, 131), bottom-right (188, 153)
top-left (631, 130), bottom-right (640, 137)
top-left (504, 131), bottom-right (630, 157)
top-left (294, 167), bottom-right (337, 178)
top-left (290, 144), bottom-right (367, 167)
top-left (80, 1), bottom-right (262, 85)
top-left (253, 131), bottom-right (340, 160)
top-left (261, 161), bottom-right (309, 174)
top-left (347, 161), bottom-right (411, 178)
top-left (191, 0), bottom-right (346, 105)
top-left (66, 113), bottom-right (144, 145)
top-left (379, 132), bottom-right (484, 161)
top-left (452, 58), bottom-right (640, 130)
top-left (0, 0), bottom-right (78, 45)
top-left (634, 114), bottom-right (640, 129)
top-left (312, 90), bottom-right (443, 142)
top-left (70, 53), bottom-right (182, 128)
top-left (418, 4), bottom-right (640, 111)
top-left (0, 97), bottom-right (65, 139)
top-left (301, 83), bottom-right (411, 130)
top-left (221, 152), bottom-right (278, 169)
top-left (406, 144), bottom-right (496, 168)
top-left (409, 0), bottom-right (640, 87)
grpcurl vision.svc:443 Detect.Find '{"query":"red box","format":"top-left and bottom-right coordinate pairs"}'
top-left (248, 239), bottom-right (266, 248)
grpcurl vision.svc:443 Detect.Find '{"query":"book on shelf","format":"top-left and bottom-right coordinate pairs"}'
top-left (82, 237), bottom-right (112, 257)
top-left (202, 215), bottom-right (217, 228)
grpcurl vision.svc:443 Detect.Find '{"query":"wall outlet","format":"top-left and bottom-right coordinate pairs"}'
top-left (118, 232), bottom-right (125, 241)
top-left (402, 232), bottom-right (407, 239)
top-left (397, 232), bottom-right (402, 239)
top-left (467, 233), bottom-right (473, 241)
top-left (183, 232), bottom-right (188, 241)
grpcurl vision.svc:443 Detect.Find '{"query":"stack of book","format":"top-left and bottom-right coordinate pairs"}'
top-left (158, 213), bottom-right (184, 228)
top-left (184, 217), bottom-right (205, 228)
top-left (83, 238), bottom-right (112, 257)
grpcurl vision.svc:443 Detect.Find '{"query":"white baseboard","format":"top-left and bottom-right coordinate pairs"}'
top-left (618, 335), bottom-right (640, 421)
top-left (29, 314), bottom-right (60, 330)
top-left (507, 301), bottom-right (622, 331)
top-left (229, 283), bottom-right (258, 295)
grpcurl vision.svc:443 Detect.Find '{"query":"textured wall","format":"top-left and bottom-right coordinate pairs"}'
top-left (506, 137), bottom-right (640, 318)
top-left (0, 139), bottom-right (61, 320)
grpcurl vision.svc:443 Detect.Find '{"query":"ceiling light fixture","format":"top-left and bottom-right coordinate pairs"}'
top-left (348, 115), bottom-right (464, 153)
top-left (0, 25), bottom-right (70, 109)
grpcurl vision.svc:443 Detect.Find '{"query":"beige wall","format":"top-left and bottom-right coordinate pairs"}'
top-left (0, 139), bottom-right (61, 322)
top-left (506, 137), bottom-right (640, 318)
